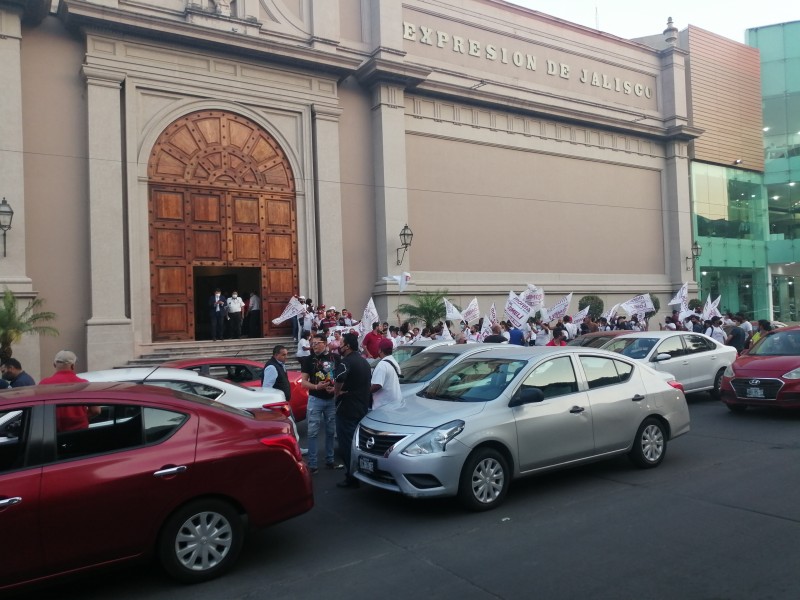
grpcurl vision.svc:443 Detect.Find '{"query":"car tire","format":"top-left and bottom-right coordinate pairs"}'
top-left (726, 403), bottom-right (748, 413)
top-left (158, 499), bottom-right (244, 584)
top-left (628, 417), bottom-right (667, 469)
top-left (458, 448), bottom-right (510, 511)
top-left (710, 368), bottom-right (725, 400)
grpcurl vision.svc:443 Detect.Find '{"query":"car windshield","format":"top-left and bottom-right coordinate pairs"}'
top-left (602, 337), bottom-right (658, 359)
top-left (399, 352), bottom-right (461, 383)
top-left (748, 330), bottom-right (800, 356)
top-left (392, 346), bottom-right (425, 365)
top-left (421, 358), bottom-right (529, 402)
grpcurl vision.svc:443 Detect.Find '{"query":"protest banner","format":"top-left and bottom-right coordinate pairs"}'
top-left (271, 296), bottom-right (306, 325)
top-left (504, 291), bottom-right (532, 328)
top-left (520, 284), bottom-right (545, 311)
top-left (544, 293), bottom-right (573, 323)
top-left (444, 298), bottom-right (463, 321)
top-left (489, 303), bottom-right (498, 325)
top-left (462, 297), bottom-right (480, 324)
top-left (668, 283), bottom-right (688, 307)
top-left (479, 313), bottom-right (493, 340)
top-left (572, 305), bottom-right (590, 325)
top-left (383, 272), bottom-right (411, 292)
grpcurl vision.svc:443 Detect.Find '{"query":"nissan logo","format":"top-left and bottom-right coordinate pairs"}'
top-left (366, 436), bottom-right (375, 449)
top-left (749, 379), bottom-right (761, 386)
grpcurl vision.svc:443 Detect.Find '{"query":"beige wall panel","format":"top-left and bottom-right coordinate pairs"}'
top-left (687, 26), bottom-right (764, 171)
top-left (339, 0), bottom-right (365, 43)
top-left (406, 135), bottom-right (664, 275)
top-left (21, 17), bottom-right (91, 375)
top-left (337, 78), bottom-right (376, 309)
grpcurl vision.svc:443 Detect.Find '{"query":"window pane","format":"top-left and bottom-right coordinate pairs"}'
top-left (579, 356), bottom-right (620, 389)
top-left (613, 360), bottom-right (634, 383)
top-left (656, 337), bottom-right (685, 358)
top-left (521, 357), bottom-right (578, 399)
top-left (144, 408), bottom-right (188, 444)
top-left (0, 409), bottom-right (29, 473)
top-left (684, 335), bottom-right (713, 354)
top-left (56, 405), bottom-right (143, 461)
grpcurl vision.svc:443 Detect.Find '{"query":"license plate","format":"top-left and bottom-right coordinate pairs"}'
top-left (358, 456), bottom-right (376, 474)
top-left (746, 387), bottom-right (765, 398)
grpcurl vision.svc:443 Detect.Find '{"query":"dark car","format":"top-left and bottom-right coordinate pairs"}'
top-left (162, 357), bottom-right (309, 421)
top-left (567, 330), bottom-right (631, 348)
top-left (720, 325), bottom-right (800, 411)
top-left (0, 382), bottom-right (313, 591)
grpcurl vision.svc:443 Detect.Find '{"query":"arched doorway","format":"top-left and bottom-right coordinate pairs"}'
top-left (148, 110), bottom-right (298, 341)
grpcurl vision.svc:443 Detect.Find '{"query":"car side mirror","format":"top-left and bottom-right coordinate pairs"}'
top-left (653, 353), bottom-right (672, 362)
top-left (509, 386), bottom-right (544, 407)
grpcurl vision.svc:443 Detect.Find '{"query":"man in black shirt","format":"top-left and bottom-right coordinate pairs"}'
top-left (300, 334), bottom-right (340, 473)
top-left (482, 324), bottom-right (507, 343)
top-left (726, 316), bottom-right (747, 354)
top-left (334, 333), bottom-right (371, 488)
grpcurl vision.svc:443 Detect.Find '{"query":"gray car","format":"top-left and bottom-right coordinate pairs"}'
top-left (353, 347), bottom-right (690, 511)
top-left (397, 343), bottom-right (516, 397)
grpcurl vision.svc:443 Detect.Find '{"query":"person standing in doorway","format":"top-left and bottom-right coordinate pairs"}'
top-left (247, 291), bottom-right (262, 338)
top-left (226, 291), bottom-right (245, 339)
top-left (209, 288), bottom-right (226, 341)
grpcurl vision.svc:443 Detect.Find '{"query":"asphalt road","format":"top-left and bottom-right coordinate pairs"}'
top-left (23, 394), bottom-right (800, 600)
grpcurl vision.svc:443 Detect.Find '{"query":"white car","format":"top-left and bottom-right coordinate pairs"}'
top-left (601, 331), bottom-right (738, 396)
top-left (80, 367), bottom-right (286, 411)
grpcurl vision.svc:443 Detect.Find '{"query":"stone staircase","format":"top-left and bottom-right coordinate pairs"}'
top-left (122, 337), bottom-right (302, 371)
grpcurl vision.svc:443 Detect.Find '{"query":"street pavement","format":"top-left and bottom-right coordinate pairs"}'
top-left (23, 394), bottom-right (800, 600)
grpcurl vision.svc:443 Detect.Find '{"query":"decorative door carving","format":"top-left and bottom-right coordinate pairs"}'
top-left (148, 110), bottom-right (297, 341)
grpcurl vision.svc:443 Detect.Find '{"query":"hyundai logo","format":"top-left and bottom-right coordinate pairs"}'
top-left (366, 436), bottom-right (375, 449)
top-left (749, 379), bottom-right (761, 386)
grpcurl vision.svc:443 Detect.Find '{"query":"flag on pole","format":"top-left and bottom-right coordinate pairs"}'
top-left (272, 296), bottom-right (306, 324)
top-left (544, 293), bottom-right (573, 323)
top-left (489, 303), bottom-right (498, 325)
top-left (462, 297), bottom-right (480, 324)
top-left (504, 291), bottom-right (532, 328)
top-left (383, 272), bottom-right (411, 293)
top-left (444, 298), bottom-right (463, 321)
top-left (668, 283), bottom-right (688, 307)
top-left (572, 305), bottom-right (590, 325)
top-left (360, 298), bottom-right (379, 338)
top-left (479, 314), bottom-right (493, 340)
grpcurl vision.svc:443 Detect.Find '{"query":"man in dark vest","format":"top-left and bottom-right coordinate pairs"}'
top-left (262, 345), bottom-right (291, 401)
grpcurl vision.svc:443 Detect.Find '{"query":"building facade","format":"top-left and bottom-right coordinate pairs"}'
top-left (1, 0), bottom-right (700, 377)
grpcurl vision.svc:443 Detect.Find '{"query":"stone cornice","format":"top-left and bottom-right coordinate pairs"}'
top-left (354, 56), bottom-right (432, 89)
top-left (59, 0), bottom-right (364, 77)
top-left (0, 0), bottom-right (50, 25)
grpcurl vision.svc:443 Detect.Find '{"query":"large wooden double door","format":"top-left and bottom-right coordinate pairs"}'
top-left (148, 111), bottom-right (298, 341)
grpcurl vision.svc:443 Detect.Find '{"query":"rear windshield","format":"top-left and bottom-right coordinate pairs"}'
top-left (399, 352), bottom-right (460, 383)
top-left (420, 358), bottom-right (529, 402)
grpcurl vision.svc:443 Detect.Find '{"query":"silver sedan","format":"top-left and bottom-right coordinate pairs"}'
top-left (352, 347), bottom-right (690, 511)
top-left (601, 331), bottom-right (737, 396)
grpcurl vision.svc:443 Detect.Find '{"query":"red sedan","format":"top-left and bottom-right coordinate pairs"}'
top-left (162, 358), bottom-right (309, 421)
top-left (0, 382), bottom-right (313, 591)
top-left (720, 326), bottom-right (800, 412)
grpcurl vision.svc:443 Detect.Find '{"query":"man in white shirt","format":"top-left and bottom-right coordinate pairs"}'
top-left (370, 338), bottom-right (402, 411)
top-left (226, 291), bottom-right (245, 339)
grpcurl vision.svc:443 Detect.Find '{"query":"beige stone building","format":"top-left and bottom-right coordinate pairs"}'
top-left (1, 0), bottom-right (701, 377)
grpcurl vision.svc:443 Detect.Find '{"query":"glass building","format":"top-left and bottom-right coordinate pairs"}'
top-left (748, 20), bottom-right (800, 323)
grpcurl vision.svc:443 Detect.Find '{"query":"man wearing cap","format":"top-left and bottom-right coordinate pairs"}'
top-left (40, 351), bottom-right (100, 431)
top-left (370, 338), bottom-right (402, 411)
top-left (334, 333), bottom-right (371, 488)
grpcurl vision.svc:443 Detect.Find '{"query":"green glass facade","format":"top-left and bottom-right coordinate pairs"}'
top-left (688, 21), bottom-right (800, 322)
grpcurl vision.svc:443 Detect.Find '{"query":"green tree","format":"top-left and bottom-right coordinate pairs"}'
top-left (688, 298), bottom-right (703, 312)
top-left (0, 289), bottom-right (59, 362)
top-left (396, 290), bottom-right (448, 330)
top-left (645, 293), bottom-right (661, 320)
top-left (578, 295), bottom-right (604, 319)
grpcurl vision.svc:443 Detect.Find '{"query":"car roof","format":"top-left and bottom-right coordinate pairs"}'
top-left (79, 367), bottom-right (202, 382)
top-left (459, 346), bottom-right (642, 361)
top-left (420, 343), bottom-right (516, 356)
top-left (610, 331), bottom-right (693, 339)
top-left (0, 381), bottom-right (188, 402)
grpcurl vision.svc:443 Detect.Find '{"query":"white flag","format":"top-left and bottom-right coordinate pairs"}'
top-left (462, 297), bottom-right (480, 324)
top-left (710, 296), bottom-right (722, 319)
top-left (440, 323), bottom-right (454, 340)
top-left (505, 291), bottom-right (532, 328)
top-left (444, 298), bottom-right (463, 320)
top-left (572, 305), bottom-right (590, 325)
top-left (621, 294), bottom-right (655, 317)
top-left (383, 272), bottom-right (411, 293)
top-left (360, 298), bottom-right (379, 335)
top-left (489, 303), bottom-right (498, 325)
top-left (602, 303), bottom-right (620, 323)
top-left (701, 295), bottom-right (713, 321)
top-left (545, 293), bottom-right (573, 323)
top-left (479, 313), bottom-right (493, 340)
top-left (520, 285), bottom-right (545, 311)
top-left (271, 297), bottom-right (306, 324)
top-left (668, 283), bottom-right (688, 307)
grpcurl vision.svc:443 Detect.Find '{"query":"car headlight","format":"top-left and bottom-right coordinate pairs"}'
top-left (402, 420), bottom-right (465, 456)
top-left (723, 365), bottom-right (735, 377)
top-left (782, 368), bottom-right (800, 380)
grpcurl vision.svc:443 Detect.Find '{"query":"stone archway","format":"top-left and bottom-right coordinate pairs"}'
top-left (148, 110), bottom-right (298, 341)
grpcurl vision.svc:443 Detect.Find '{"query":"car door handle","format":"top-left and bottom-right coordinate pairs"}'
top-left (632, 394), bottom-right (645, 402)
top-left (153, 465), bottom-right (187, 478)
top-left (569, 406), bottom-right (585, 414)
top-left (0, 496), bottom-right (22, 508)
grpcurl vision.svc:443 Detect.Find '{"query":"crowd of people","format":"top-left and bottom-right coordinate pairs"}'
top-left (207, 288), bottom-right (262, 340)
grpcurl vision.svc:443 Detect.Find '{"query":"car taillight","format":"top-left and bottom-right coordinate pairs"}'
top-left (263, 401), bottom-right (292, 418)
top-left (260, 434), bottom-right (303, 461)
top-left (667, 380), bottom-right (685, 393)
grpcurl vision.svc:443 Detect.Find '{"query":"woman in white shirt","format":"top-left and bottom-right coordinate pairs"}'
top-left (296, 330), bottom-right (311, 358)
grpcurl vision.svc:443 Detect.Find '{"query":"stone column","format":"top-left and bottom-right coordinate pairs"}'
top-left (83, 65), bottom-right (134, 370)
top-left (312, 105), bottom-right (346, 306)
